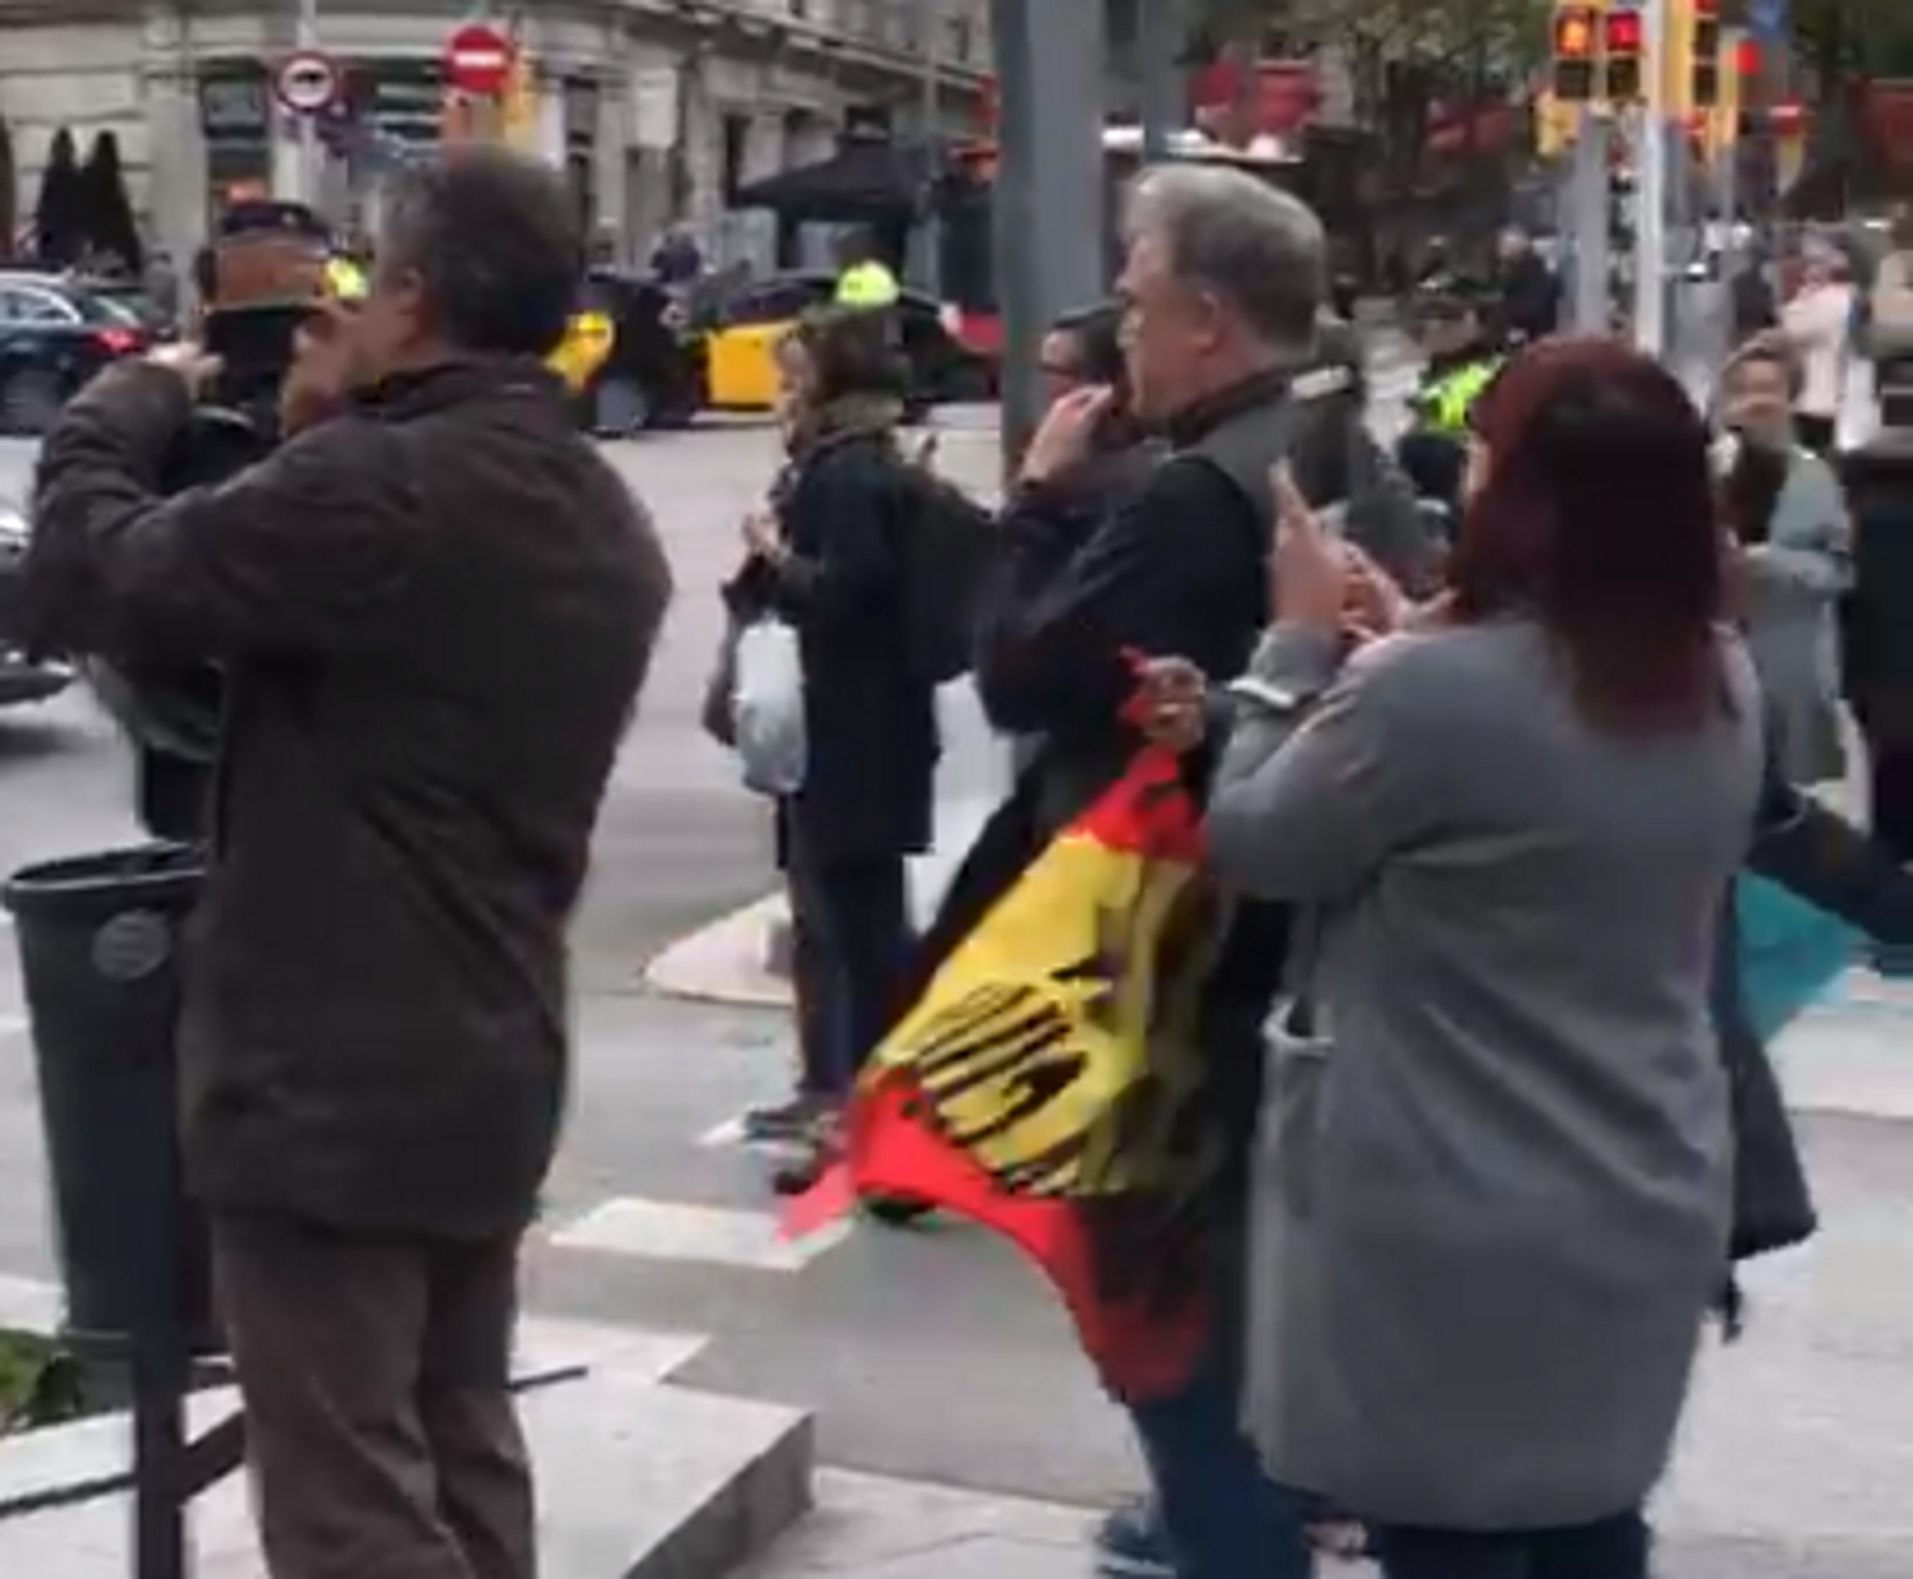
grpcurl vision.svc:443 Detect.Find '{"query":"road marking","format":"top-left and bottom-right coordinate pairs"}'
top-left (551, 1196), bottom-right (849, 1271)
top-left (0, 1274), bottom-right (61, 1333)
top-left (0, 1015), bottom-right (27, 1040)
top-left (699, 1116), bottom-right (749, 1148)
top-left (0, 1270), bottom-right (712, 1383)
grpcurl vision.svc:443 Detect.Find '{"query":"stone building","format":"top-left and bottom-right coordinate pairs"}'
top-left (0, 0), bottom-right (992, 266)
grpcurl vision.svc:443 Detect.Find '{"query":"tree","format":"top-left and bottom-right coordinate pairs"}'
top-left (1192, 0), bottom-right (1551, 198)
top-left (32, 128), bottom-right (84, 268)
top-left (79, 130), bottom-right (142, 274)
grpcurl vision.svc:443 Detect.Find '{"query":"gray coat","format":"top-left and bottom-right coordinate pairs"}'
top-left (1208, 618), bottom-right (1763, 1532)
top-left (1741, 446), bottom-right (1851, 784)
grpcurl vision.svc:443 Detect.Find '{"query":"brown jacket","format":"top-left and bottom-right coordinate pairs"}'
top-left (26, 359), bottom-right (673, 1237)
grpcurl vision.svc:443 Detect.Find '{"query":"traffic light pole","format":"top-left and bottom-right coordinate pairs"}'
top-left (1137, 0), bottom-right (1186, 161)
top-left (295, 0), bottom-right (322, 207)
top-left (1631, 0), bottom-right (1671, 357)
top-left (989, 0), bottom-right (1108, 475)
top-left (1569, 111), bottom-right (1612, 334)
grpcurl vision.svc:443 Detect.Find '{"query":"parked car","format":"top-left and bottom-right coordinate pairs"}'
top-left (0, 272), bottom-right (156, 435)
top-left (697, 270), bottom-right (995, 415)
top-left (0, 495), bottom-right (72, 708)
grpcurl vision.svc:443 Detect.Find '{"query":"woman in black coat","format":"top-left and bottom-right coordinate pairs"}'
top-left (734, 309), bottom-right (939, 1146)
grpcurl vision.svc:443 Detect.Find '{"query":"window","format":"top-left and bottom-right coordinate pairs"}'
top-left (721, 113), bottom-right (751, 203)
top-left (0, 289), bottom-right (78, 325)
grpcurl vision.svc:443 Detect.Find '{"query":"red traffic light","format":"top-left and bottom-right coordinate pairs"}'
top-left (1735, 37), bottom-right (1761, 75)
top-left (1554, 6), bottom-right (1597, 59)
top-left (1604, 9), bottom-right (1644, 53)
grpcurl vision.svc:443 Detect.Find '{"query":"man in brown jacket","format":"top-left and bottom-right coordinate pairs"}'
top-left (22, 148), bottom-right (674, 1579)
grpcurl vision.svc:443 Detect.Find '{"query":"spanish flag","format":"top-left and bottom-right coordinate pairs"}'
top-left (787, 748), bottom-right (1223, 1401)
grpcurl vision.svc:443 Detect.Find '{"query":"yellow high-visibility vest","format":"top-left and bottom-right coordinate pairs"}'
top-left (835, 261), bottom-right (899, 309)
top-left (1419, 359), bottom-right (1500, 434)
top-left (324, 257), bottom-right (368, 303)
top-left (549, 309), bottom-right (615, 393)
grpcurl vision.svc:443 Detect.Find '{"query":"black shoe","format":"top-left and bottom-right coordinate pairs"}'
top-left (741, 1095), bottom-right (824, 1142)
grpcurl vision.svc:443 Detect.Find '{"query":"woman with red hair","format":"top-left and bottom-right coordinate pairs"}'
top-left (1189, 338), bottom-right (1764, 1577)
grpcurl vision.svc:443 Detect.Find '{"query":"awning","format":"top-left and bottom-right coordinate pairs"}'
top-left (732, 136), bottom-right (935, 224)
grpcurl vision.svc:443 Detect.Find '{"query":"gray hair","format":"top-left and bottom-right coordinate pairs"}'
top-left (1122, 163), bottom-right (1325, 355)
top-left (381, 146), bottom-right (583, 359)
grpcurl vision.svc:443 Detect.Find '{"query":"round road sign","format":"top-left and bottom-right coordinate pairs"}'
top-left (444, 23), bottom-right (514, 97)
top-left (272, 50), bottom-right (343, 116)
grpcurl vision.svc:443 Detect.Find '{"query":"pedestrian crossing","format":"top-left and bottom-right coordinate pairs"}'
top-left (2, 953), bottom-right (1912, 1360)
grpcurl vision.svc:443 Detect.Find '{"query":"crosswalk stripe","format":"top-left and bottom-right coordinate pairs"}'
top-left (551, 1196), bottom-right (848, 1271)
top-left (0, 1270), bottom-right (713, 1382)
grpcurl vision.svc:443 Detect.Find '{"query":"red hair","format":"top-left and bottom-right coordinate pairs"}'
top-left (1448, 337), bottom-right (1728, 732)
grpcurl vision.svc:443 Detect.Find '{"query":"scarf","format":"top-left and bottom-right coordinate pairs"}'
top-left (788, 391), bottom-right (903, 461)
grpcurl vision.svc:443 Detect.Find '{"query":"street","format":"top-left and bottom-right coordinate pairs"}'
top-left (4, 366), bottom-right (1913, 1575)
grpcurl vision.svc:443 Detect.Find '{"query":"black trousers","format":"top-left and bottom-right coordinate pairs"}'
top-left (1870, 743), bottom-right (1913, 866)
top-left (1376, 1512), bottom-right (1650, 1579)
top-left (786, 836), bottom-right (910, 1099)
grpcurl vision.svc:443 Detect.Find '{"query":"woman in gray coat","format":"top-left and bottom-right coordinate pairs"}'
top-left (1198, 341), bottom-right (1764, 1577)
top-left (1716, 335), bottom-right (1853, 785)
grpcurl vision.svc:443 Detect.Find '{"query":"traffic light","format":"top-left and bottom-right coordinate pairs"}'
top-left (1708, 26), bottom-right (1748, 161)
top-left (1551, 3), bottom-right (1600, 102)
top-left (1691, 0), bottom-right (1721, 108)
top-left (1603, 8), bottom-right (1645, 103)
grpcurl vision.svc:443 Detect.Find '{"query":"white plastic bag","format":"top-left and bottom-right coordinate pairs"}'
top-left (732, 617), bottom-right (807, 796)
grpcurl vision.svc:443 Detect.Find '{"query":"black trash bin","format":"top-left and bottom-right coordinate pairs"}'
top-left (2, 844), bottom-right (221, 1357)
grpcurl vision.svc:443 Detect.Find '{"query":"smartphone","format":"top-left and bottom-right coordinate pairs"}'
top-left (204, 304), bottom-right (310, 382)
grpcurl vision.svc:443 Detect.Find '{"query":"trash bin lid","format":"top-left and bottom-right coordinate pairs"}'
top-left (3, 844), bottom-right (204, 922)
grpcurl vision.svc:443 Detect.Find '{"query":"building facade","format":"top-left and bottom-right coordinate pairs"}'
top-left (0, 0), bottom-right (992, 266)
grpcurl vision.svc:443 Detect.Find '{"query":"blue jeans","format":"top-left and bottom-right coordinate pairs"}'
top-left (1123, 1202), bottom-right (1314, 1579)
top-left (1126, 1360), bottom-right (1315, 1579)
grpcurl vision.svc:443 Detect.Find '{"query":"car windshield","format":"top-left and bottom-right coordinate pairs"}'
top-left (80, 290), bottom-right (160, 328)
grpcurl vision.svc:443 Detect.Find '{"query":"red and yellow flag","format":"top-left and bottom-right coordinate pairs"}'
top-left (788, 748), bottom-right (1224, 1400)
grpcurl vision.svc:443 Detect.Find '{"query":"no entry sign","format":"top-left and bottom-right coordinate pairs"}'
top-left (444, 23), bottom-right (515, 97)
top-left (272, 50), bottom-right (343, 116)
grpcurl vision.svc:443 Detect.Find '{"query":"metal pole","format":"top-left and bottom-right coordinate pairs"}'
top-left (296, 0), bottom-right (321, 208)
top-left (1137, 0), bottom-right (1183, 161)
top-left (1632, 0), bottom-right (1669, 356)
top-left (1570, 111), bottom-right (1612, 334)
top-left (990, 0), bottom-right (1107, 476)
top-left (919, 0), bottom-right (943, 297)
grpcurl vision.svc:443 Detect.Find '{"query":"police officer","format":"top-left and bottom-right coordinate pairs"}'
top-left (1398, 292), bottom-right (1501, 521)
top-left (832, 229), bottom-right (900, 311)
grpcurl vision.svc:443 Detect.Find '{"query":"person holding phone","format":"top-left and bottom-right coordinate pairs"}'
top-left (974, 166), bottom-right (1352, 1579)
top-left (1168, 339), bottom-right (1761, 1579)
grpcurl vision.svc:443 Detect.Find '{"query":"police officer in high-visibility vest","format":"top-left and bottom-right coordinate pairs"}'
top-left (1397, 291), bottom-right (1501, 523)
top-left (323, 254), bottom-right (369, 305)
top-left (832, 230), bottom-right (900, 313)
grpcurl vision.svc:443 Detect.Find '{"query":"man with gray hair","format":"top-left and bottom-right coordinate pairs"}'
top-left (24, 146), bottom-right (674, 1579)
top-left (976, 163), bottom-right (1413, 1579)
